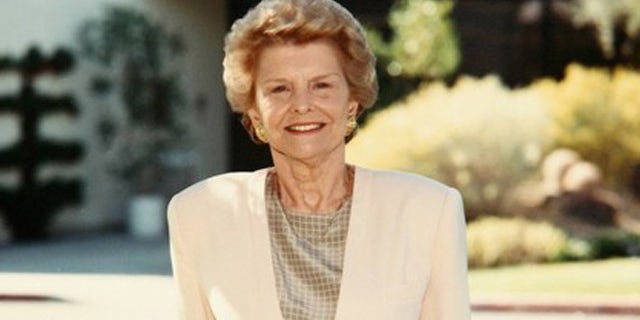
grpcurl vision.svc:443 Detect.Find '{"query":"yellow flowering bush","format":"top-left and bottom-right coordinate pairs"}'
top-left (346, 64), bottom-right (640, 265)
top-left (347, 75), bottom-right (549, 217)
top-left (535, 64), bottom-right (640, 188)
top-left (466, 217), bottom-right (568, 268)
top-left (348, 64), bottom-right (640, 216)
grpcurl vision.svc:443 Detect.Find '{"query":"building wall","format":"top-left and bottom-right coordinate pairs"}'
top-left (0, 0), bottom-right (227, 238)
top-left (453, 0), bottom-right (608, 87)
top-left (146, 0), bottom-right (229, 179)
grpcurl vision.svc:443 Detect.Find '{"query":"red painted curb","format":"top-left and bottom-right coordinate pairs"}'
top-left (472, 303), bottom-right (640, 315)
top-left (0, 294), bottom-right (68, 302)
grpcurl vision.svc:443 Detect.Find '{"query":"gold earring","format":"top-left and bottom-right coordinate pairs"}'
top-left (346, 116), bottom-right (357, 133)
top-left (255, 125), bottom-right (268, 143)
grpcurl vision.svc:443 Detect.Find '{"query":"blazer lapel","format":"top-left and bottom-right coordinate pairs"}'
top-left (334, 167), bottom-right (375, 320)
top-left (248, 169), bottom-right (284, 319)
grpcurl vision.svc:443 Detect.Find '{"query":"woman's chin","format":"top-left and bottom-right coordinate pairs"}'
top-left (272, 142), bottom-right (345, 164)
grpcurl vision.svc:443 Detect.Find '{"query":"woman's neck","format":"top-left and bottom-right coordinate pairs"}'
top-left (272, 155), bottom-right (353, 214)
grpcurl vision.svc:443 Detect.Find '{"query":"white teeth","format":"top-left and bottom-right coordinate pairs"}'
top-left (288, 124), bottom-right (322, 132)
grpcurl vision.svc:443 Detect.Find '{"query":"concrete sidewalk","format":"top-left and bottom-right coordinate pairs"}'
top-left (0, 272), bottom-right (177, 320)
top-left (0, 232), bottom-right (175, 319)
top-left (0, 232), bottom-right (171, 275)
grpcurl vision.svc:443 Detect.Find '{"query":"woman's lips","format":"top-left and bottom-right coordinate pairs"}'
top-left (285, 123), bottom-right (325, 133)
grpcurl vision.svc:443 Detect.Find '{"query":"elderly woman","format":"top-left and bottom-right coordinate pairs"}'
top-left (167, 0), bottom-right (470, 319)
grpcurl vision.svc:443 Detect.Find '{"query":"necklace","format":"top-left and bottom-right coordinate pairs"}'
top-left (282, 197), bottom-right (351, 243)
top-left (268, 166), bottom-right (354, 243)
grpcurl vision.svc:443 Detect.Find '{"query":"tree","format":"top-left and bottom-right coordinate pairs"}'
top-left (0, 47), bottom-right (83, 241)
top-left (77, 5), bottom-right (188, 193)
top-left (569, 0), bottom-right (640, 67)
top-left (368, 0), bottom-right (460, 79)
top-left (366, 0), bottom-right (460, 110)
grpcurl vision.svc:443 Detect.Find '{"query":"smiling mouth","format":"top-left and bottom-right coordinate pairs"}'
top-left (285, 123), bottom-right (325, 133)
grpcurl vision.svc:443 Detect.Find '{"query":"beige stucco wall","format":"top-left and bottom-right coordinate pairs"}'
top-left (145, 0), bottom-right (229, 178)
top-left (0, 0), bottom-right (228, 239)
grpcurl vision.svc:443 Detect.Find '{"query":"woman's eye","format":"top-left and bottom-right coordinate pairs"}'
top-left (313, 82), bottom-right (331, 90)
top-left (270, 85), bottom-right (288, 94)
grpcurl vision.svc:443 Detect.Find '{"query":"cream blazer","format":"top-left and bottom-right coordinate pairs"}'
top-left (168, 167), bottom-right (470, 320)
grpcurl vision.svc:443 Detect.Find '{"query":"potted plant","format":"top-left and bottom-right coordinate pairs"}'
top-left (78, 5), bottom-right (188, 238)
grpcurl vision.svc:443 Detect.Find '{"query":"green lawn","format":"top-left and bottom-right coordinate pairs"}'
top-left (469, 257), bottom-right (640, 296)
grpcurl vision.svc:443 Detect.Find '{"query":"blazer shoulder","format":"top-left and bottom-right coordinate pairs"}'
top-left (360, 167), bottom-right (455, 196)
top-left (167, 169), bottom-right (270, 236)
top-left (173, 170), bottom-right (266, 201)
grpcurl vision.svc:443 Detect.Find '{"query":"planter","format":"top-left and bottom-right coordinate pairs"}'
top-left (127, 194), bottom-right (166, 239)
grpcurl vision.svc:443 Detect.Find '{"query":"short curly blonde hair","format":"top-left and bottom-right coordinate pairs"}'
top-left (223, 0), bottom-right (378, 143)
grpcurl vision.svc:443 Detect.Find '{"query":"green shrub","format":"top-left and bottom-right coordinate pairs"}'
top-left (589, 231), bottom-right (640, 259)
top-left (466, 217), bottom-right (640, 268)
top-left (466, 217), bottom-right (568, 268)
top-left (557, 230), bottom-right (640, 261)
top-left (557, 237), bottom-right (594, 261)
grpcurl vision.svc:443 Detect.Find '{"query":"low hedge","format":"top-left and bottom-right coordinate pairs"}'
top-left (467, 217), bottom-right (568, 268)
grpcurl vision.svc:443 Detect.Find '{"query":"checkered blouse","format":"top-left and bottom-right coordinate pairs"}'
top-left (265, 171), bottom-right (352, 320)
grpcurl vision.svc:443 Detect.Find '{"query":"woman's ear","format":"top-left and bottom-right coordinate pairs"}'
top-left (347, 100), bottom-right (359, 117)
top-left (246, 107), bottom-right (262, 127)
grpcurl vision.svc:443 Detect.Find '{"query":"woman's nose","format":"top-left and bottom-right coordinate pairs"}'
top-left (291, 88), bottom-right (311, 113)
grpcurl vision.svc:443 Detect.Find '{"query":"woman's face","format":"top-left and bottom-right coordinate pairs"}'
top-left (248, 39), bottom-right (358, 162)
